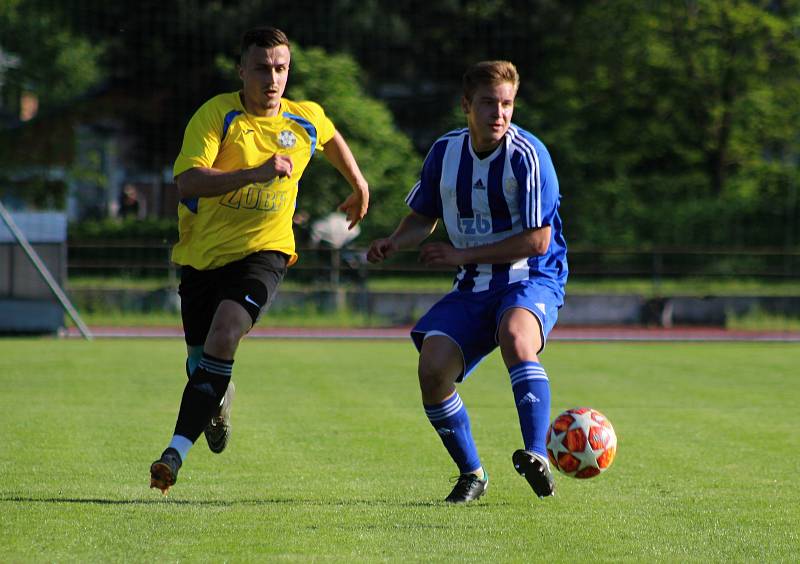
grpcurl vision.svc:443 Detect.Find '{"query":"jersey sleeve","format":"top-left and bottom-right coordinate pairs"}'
top-left (511, 141), bottom-right (560, 229)
top-left (173, 100), bottom-right (223, 179)
top-left (295, 101), bottom-right (335, 150)
top-left (405, 139), bottom-right (446, 218)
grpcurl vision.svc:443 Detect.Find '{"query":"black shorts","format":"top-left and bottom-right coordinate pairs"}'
top-left (179, 251), bottom-right (288, 346)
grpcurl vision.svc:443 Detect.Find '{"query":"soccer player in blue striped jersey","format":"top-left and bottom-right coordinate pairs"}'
top-left (368, 60), bottom-right (567, 503)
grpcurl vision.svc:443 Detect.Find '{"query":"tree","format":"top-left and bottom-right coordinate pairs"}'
top-left (0, 1), bottom-right (108, 210)
top-left (0, 0), bottom-right (105, 111)
top-left (517, 0), bottom-right (800, 248)
top-left (0, 0), bottom-right (105, 170)
top-left (4, 0), bottom-right (799, 250)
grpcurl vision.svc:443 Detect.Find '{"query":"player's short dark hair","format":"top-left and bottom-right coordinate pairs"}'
top-left (240, 27), bottom-right (290, 63)
top-left (463, 60), bottom-right (520, 102)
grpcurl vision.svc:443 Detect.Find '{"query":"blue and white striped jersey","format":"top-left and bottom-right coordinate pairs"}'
top-left (406, 124), bottom-right (567, 300)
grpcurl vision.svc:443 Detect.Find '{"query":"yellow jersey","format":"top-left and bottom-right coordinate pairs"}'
top-left (172, 92), bottom-right (335, 269)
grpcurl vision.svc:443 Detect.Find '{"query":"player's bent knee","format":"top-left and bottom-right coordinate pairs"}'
top-left (203, 301), bottom-right (251, 355)
top-left (205, 325), bottom-right (246, 358)
top-left (502, 329), bottom-right (541, 354)
top-left (418, 362), bottom-right (458, 399)
top-left (499, 310), bottom-right (544, 360)
top-left (499, 335), bottom-right (542, 367)
top-left (417, 335), bottom-right (462, 400)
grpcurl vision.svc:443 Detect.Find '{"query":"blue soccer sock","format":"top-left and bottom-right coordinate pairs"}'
top-left (509, 361), bottom-right (551, 458)
top-left (424, 392), bottom-right (482, 475)
top-left (185, 345), bottom-right (204, 378)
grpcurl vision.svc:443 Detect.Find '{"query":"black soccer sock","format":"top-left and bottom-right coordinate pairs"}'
top-left (173, 353), bottom-right (233, 443)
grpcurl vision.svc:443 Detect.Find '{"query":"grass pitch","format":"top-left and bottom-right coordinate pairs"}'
top-left (1, 338), bottom-right (798, 562)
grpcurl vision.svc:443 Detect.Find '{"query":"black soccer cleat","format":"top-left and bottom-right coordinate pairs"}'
top-left (444, 472), bottom-right (489, 504)
top-left (204, 381), bottom-right (235, 454)
top-left (150, 447), bottom-right (182, 495)
top-left (512, 449), bottom-right (555, 498)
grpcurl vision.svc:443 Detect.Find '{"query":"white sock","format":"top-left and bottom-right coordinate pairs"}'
top-left (168, 435), bottom-right (193, 462)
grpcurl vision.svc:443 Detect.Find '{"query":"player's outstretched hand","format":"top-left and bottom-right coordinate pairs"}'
top-left (419, 242), bottom-right (463, 267)
top-left (367, 238), bottom-right (397, 264)
top-left (338, 187), bottom-right (369, 230)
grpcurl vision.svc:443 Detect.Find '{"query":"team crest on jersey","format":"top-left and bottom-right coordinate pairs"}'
top-left (277, 130), bottom-right (296, 148)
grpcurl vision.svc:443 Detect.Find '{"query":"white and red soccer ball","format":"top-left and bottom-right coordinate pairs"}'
top-left (546, 407), bottom-right (617, 479)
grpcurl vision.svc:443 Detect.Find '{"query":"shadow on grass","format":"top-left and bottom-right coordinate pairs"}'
top-left (1, 495), bottom-right (505, 508)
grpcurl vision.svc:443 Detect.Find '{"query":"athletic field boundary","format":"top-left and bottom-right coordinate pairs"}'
top-left (60, 326), bottom-right (800, 342)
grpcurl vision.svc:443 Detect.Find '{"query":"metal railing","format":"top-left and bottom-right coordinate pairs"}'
top-left (65, 240), bottom-right (800, 286)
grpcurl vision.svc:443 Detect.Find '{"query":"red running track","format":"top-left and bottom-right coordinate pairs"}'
top-left (63, 325), bottom-right (800, 342)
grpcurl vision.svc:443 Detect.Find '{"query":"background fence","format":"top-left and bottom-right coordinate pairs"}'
top-left (65, 241), bottom-right (800, 284)
top-left (57, 241), bottom-right (800, 329)
top-left (2, 1), bottom-right (799, 331)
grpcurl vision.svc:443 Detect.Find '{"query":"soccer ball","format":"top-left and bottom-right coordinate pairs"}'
top-left (546, 407), bottom-right (617, 479)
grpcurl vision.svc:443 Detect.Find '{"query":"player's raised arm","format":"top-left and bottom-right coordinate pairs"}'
top-left (175, 155), bottom-right (294, 199)
top-left (322, 130), bottom-right (369, 229)
top-left (367, 211), bottom-right (438, 263)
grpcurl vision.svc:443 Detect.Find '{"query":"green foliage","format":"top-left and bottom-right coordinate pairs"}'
top-left (727, 307), bottom-right (800, 331)
top-left (3, 0), bottom-right (800, 249)
top-left (1, 340), bottom-right (798, 560)
top-left (289, 46), bottom-right (419, 240)
top-left (0, 177), bottom-right (66, 209)
top-left (0, 1), bottom-right (104, 108)
top-left (520, 0), bottom-right (800, 248)
top-left (69, 217), bottom-right (178, 241)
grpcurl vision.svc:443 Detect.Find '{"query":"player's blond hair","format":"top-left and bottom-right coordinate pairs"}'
top-left (462, 60), bottom-right (520, 102)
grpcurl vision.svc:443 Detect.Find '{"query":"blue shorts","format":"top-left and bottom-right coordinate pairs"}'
top-left (410, 280), bottom-right (562, 381)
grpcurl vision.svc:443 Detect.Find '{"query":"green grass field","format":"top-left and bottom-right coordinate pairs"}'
top-left (1, 339), bottom-right (798, 561)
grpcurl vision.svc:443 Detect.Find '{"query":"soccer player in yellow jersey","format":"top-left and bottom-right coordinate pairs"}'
top-left (150, 27), bottom-right (369, 494)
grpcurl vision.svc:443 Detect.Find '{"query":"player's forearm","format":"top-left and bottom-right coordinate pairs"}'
top-left (390, 212), bottom-right (438, 250)
top-left (459, 227), bottom-right (551, 264)
top-left (176, 167), bottom-right (260, 199)
top-left (323, 131), bottom-right (369, 196)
